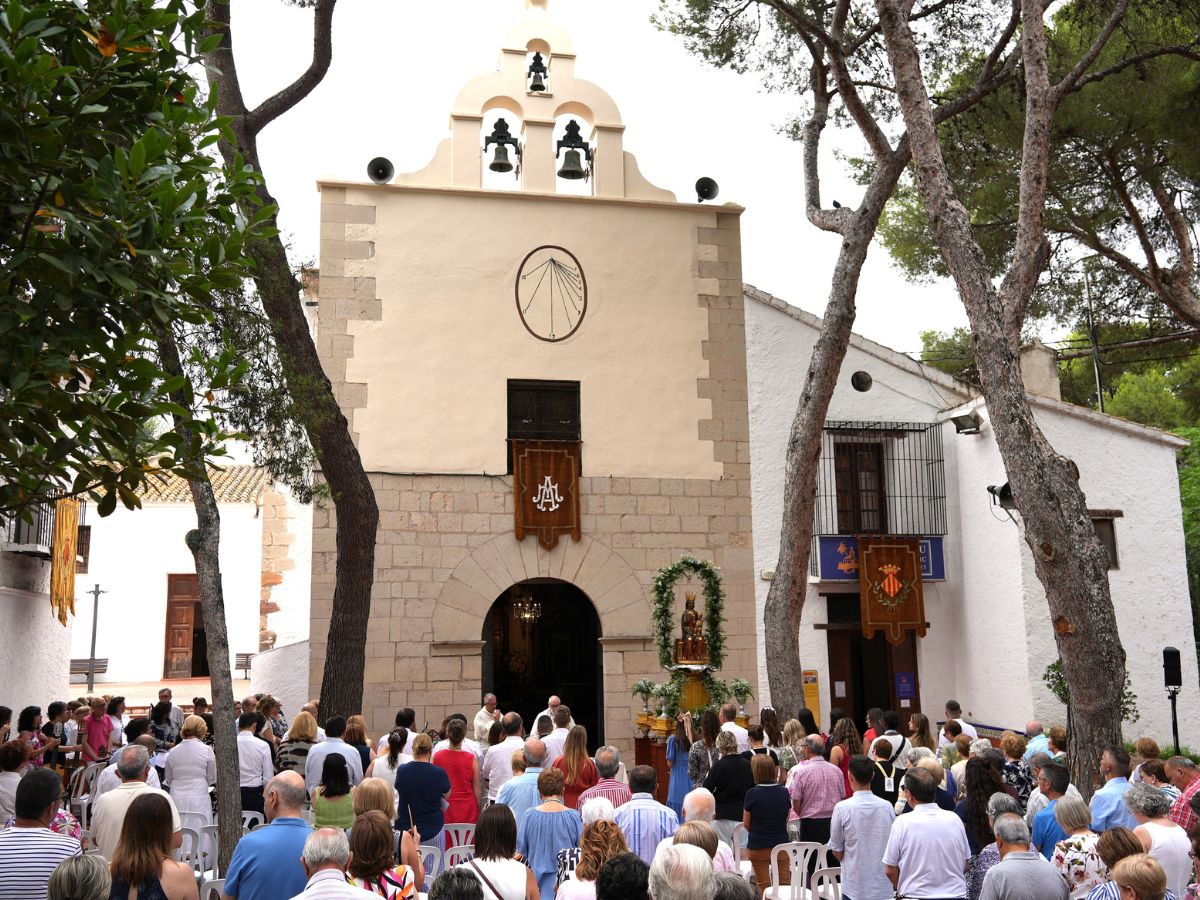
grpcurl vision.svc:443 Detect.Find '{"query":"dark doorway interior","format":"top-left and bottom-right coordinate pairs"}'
top-left (824, 594), bottom-right (921, 729)
top-left (482, 579), bottom-right (603, 750)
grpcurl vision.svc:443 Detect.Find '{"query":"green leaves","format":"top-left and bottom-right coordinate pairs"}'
top-left (0, 0), bottom-right (266, 518)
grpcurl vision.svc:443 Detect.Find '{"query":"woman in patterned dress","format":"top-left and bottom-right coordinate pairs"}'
top-left (1052, 795), bottom-right (1107, 898)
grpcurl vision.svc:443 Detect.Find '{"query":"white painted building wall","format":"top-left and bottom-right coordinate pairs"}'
top-left (70, 501), bottom-right (263, 683)
top-left (746, 287), bottom-right (1198, 745)
top-left (250, 639), bottom-right (310, 720)
top-left (0, 553), bottom-right (71, 711)
top-left (268, 486), bottom-right (313, 648)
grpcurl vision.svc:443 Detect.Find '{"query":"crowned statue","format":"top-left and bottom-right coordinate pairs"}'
top-left (674, 591), bottom-right (709, 665)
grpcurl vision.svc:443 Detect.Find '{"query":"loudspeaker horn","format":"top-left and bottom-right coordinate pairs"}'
top-left (367, 157), bottom-right (394, 185)
top-left (696, 177), bottom-right (719, 203)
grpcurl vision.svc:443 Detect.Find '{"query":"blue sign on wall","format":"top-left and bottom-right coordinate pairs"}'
top-left (895, 671), bottom-right (917, 699)
top-left (816, 535), bottom-right (945, 582)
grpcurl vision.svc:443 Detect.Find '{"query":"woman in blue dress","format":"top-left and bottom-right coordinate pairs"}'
top-left (518, 768), bottom-right (582, 899)
top-left (666, 713), bottom-right (694, 817)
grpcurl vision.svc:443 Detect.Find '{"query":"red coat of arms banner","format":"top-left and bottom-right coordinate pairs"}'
top-left (512, 439), bottom-right (581, 550)
top-left (857, 536), bottom-right (926, 645)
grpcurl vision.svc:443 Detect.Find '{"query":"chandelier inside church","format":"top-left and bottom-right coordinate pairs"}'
top-left (512, 587), bottom-right (541, 623)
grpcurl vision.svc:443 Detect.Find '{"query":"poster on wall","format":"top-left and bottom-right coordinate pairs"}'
top-left (802, 669), bottom-right (821, 725)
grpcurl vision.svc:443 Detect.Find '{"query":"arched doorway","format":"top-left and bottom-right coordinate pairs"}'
top-left (482, 579), bottom-right (603, 749)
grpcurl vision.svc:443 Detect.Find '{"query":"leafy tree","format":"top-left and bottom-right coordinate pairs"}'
top-left (0, 0), bottom-right (262, 518)
top-left (919, 328), bottom-right (979, 386)
top-left (877, 6), bottom-right (1200, 328)
top-left (660, 0), bottom-right (1195, 796)
top-left (1105, 368), bottom-right (1188, 429)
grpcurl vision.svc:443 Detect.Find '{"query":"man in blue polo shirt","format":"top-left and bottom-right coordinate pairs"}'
top-left (223, 771), bottom-right (311, 900)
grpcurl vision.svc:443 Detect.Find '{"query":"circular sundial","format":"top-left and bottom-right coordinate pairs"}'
top-left (515, 245), bottom-right (587, 342)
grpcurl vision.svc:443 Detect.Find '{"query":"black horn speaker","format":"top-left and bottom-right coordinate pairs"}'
top-left (1165, 646), bottom-right (1182, 689)
top-left (696, 177), bottom-right (719, 203)
top-left (367, 157), bottom-right (394, 184)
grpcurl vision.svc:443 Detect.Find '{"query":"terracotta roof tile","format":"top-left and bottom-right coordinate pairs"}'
top-left (138, 465), bottom-right (270, 504)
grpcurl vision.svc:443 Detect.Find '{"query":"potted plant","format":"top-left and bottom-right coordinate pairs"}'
top-left (729, 678), bottom-right (754, 717)
top-left (631, 678), bottom-right (656, 715)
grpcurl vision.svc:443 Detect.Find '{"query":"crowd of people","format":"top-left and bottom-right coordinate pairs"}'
top-left (2, 691), bottom-right (1199, 900)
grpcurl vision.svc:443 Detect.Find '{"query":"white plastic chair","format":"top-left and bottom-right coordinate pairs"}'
top-left (762, 842), bottom-right (827, 900)
top-left (730, 823), bottom-right (755, 883)
top-left (442, 822), bottom-right (476, 849)
top-left (445, 844), bottom-right (474, 866)
top-left (419, 843), bottom-right (444, 878)
top-left (197, 824), bottom-right (221, 881)
top-left (69, 761), bottom-right (106, 829)
top-left (240, 809), bottom-right (264, 833)
top-left (199, 879), bottom-right (225, 900)
top-left (178, 826), bottom-right (200, 869)
top-left (809, 866), bottom-right (842, 900)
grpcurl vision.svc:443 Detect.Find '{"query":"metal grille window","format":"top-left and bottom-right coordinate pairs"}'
top-left (1, 500), bottom-right (55, 552)
top-left (815, 421), bottom-right (947, 536)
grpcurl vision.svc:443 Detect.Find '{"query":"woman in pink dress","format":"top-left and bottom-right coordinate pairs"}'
top-left (432, 718), bottom-right (481, 831)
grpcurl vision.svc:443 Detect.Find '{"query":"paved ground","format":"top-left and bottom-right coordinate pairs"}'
top-left (64, 676), bottom-right (252, 708)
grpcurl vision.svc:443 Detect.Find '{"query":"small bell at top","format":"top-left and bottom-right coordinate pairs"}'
top-left (528, 52), bottom-right (548, 93)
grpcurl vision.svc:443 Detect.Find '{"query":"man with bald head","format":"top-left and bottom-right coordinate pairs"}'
top-left (300, 702), bottom-right (326, 742)
top-left (482, 711), bottom-right (525, 802)
top-left (536, 695), bottom-right (575, 730)
top-left (94, 734), bottom-right (161, 801)
top-left (1023, 720), bottom-right (1048, 761)
top-left (496, 737), bottom-right (547, 842)
top-left (223, 771), bottom-right (312, 900)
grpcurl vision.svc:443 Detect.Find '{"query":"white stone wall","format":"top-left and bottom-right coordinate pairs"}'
top-left (0, 551), bottom-right (71, 710)
top-left (70, 501), bottom-right (263, 683)
top-left (251, 639), bottom-right (310, 721)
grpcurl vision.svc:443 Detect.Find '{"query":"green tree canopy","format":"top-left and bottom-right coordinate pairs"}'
top-left (0, 0), bottom-right (266, 518)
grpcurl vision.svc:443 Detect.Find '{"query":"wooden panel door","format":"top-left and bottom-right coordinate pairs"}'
top-left (164, 575), bottom-right (199, 679)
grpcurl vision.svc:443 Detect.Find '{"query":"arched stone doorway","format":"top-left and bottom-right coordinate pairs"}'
top-left (482, 579), bottom-right (603, 748)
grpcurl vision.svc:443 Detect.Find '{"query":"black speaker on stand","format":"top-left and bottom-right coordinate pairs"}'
top-left (1164, 646), bottom-right (1182, 755)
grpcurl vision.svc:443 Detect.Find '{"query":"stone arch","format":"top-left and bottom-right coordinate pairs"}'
top-left (481, 95), bottom-right (525, 118)
top-left (431, 533), bottom-right (646, 644)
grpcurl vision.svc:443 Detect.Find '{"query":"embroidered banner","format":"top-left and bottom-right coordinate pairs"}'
top-left (857, 536), bottom-right (926, 645)
top-left (512, 439), bottom-right (581, 550)
top-left (50, 498), bottom-right (79, 625)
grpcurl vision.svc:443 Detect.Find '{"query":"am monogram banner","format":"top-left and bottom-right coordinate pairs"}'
top-left (857, 536), bottom-right (927, 645)
top-left (512, 439), bottom-right (581, 550)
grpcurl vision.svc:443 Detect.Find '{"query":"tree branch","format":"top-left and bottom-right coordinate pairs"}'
top-left (1070, 43), bottom-right (1200, 92)
top-left (1051, 0), bottom-right (1130, 100)
top-left (245, 0), bottom-right (337, 136)
top-left (1102, 149), bottom-right (1161, 280)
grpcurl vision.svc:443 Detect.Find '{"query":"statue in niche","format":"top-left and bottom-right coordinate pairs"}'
top-left (675, 591), bottom-right (708, 665)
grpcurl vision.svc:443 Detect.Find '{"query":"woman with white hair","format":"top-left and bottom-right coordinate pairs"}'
top-left (556, 796), bottom-right (615, 887)
top-left (1127, 781), bottom-right (1192, 897)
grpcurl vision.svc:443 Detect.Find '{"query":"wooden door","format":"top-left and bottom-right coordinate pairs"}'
top-left (164, 575), bottom-right (199, 679)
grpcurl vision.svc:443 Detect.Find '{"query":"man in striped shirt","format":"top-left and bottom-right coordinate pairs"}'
top-left (0, 768), bottom-right (81, 900)
top-left (614, 765), bottom-right (679, 865)
top-left (1166, 756), bottom-right (1200, 831)
top-left (578, 746), bottom-right (632, 809)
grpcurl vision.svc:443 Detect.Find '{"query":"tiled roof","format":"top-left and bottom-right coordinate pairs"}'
top-left (138, 465), bottom-right (270, 504)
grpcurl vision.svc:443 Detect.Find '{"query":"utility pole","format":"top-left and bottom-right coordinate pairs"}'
top-left (1084, 269), bottom-right (1104, 413)
top-left (86, 584), bottom-right (106, 693)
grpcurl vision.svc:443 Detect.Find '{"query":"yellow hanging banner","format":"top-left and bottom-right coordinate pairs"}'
top-left (50, 499), bottom-right (79, 625)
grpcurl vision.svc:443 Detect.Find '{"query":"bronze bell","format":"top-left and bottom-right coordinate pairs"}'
top-left (557, 148), bottom-right (587, 180)
top-left (529, 71), bottom-right (547, 92)
top-left (489, 145), bottom-right (514, 173)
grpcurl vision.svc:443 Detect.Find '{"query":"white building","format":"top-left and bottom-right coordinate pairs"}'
top-left (68, 465), bottom-right (310, 686)
top-left (1, 507), bottom-right (72, 713)
top-left (746, 285), bottom-right (1198, 745)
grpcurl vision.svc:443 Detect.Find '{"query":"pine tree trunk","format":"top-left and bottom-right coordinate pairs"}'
top-left (201, 0), bottom-right (378, 721)
top-left (765, 146), bottom-right (910, 714)
top-left (875, 0), bottom-right (1127, 796)
top-left (155, 333), bottom-right (242, 871)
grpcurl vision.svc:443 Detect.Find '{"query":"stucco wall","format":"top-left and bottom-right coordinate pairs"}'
top-left (320, 183), bottom-right (736, 481)
top-left (0, 553), bottom-right (70, 711)
top-left (251, 639), bottom-right (310, 720)
top-left (71, 502), bottom-right (263, 682)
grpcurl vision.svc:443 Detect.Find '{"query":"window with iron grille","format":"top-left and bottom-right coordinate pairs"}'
top-left (815, 421), bottom-right (947, 536)
top-left (506, 379), bottom-right (581, 473)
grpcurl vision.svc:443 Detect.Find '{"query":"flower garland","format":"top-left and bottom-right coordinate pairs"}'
top-left (651, 555), bottom-right (726, 671)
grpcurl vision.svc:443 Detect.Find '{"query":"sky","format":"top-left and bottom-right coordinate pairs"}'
top-left (229, 0), bottom-right (969, 355)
